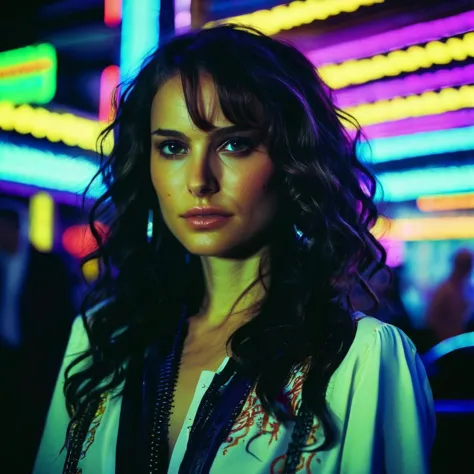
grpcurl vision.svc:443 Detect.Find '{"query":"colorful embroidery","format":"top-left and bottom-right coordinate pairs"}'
top-left (79, 393), bottom-right (108, 460)
top-left (222, 390), bottom-right (270, 454)
top-left (222, 362), bottom-right (311, 455)
top-left (270, 453), bottom-right (306, 473)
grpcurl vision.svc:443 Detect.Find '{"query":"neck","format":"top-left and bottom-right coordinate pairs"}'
top-left (192, 247), bottom-right (270, 330)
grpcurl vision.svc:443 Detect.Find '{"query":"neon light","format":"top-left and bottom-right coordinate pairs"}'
top-left (417, 193), bottom-right (474, 212)
top-left (0, 180), bottom-right (89, 207)
top-left (362, 109), bottom-right (474, 140)
top-left (83, 258), bottom-right (100, 282)
top-left (434, 400), bottom-right (474, 414)
top-left (0, 43), bottom-right (56, 69)
top-left (0, 143), bottom-right (105, 198)
top-left (0, 72), bottom-right (57, 105)
top-left (2, 103), bottom-right (472, 163)
top-left (0, 44), bottom-right (57, 104)
top-left (308, 10), bottom-right (474, 66)
top-left (336, 64), bottom-right (474, 108)
top-left (205, 0), bottom-right (385, 36)
top-left (360, 126), bottom-right (474, 164)
top-left (3, 142), bottom-right (473, 203)
top-left (0, 102), bottom-right (112, 153)
top-left (62, 222), bottom-right (108, 258)
top-left (422, 332), bottom-right (474, 365)
top-left (347, 85), bottom-right (474, 127)
top-left (104, 0), bottom-right (122, 26)
top-left (99, 65), bottom-right (120, 122)
top-left (373, 216), bottom-right (474, 241)
top-left (174, 0), bottom-right (192, 33)
top-left (29, 192), bottom-right (54, 252)
top-left (120, 0), bottom-right (160, 81)
top-left (0, 59), bottom-right (53, 78)
top-left (376, 165), bottom-right (474, 202)
top-left (319, 33), bottom-right (474, 89)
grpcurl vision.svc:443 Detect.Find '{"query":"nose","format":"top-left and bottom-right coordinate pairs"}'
top-left (186, 149), bottom-right (219, 198)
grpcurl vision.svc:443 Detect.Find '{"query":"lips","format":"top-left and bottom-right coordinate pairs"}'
top-left (181, 207), bottom-right (233, 218)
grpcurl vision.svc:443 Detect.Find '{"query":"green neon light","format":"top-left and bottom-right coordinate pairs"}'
top-left (0, 44), bottom-right (57, 104)
top-left (0, 43), bottom-right (55, 68)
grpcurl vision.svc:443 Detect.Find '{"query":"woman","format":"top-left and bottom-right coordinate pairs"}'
top-left (34, 25), bottom-right (435, 474)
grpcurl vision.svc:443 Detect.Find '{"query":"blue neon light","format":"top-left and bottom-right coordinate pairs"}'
top-left (422, 332), bottom-right (474, 365)
top-left (376, 164), bottom-right (474, 202)
top-left (2, 143), bottom-right (474, 203)
top-left (434, 400), bottom-right (474, 413)
top-left (360, 126), bottom-right (474, 164)
top-left (0, 143), bottom-right (105, 198)
top-left (120, 0), bottom-right (161, 82)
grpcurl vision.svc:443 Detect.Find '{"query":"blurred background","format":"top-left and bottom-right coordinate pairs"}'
top-left (0, 0), bottom-right (473, 472)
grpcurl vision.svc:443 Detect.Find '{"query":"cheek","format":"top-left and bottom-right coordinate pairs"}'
top-left (151, 165), bottom-right (175, 205)
top-left (243, 162), bottom-right (275, 195)
top-left (234, 167), bottom-right (278, 210)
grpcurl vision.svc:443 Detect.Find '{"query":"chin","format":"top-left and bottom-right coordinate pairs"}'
top-left (182, 235), bottom-right (269, 260)
top-left (183, 239), bottom-right (239, 258)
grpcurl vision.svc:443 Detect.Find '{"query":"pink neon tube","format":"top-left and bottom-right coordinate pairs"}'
top-left (307, 10), bottom-right (474, 65)
top-left (104, 0), bottom-right (122, 27)
top-left (335, 64), bottom-right (474, 108)
top-left (99, 65), bottom-right (120, 122)
top-left (361, 110), bottom-right (474, 140)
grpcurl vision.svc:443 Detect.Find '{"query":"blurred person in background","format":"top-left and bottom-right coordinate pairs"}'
top-left (34, 25), bottom-right (434, 474)
top-left (426, 249), bottom-right (473, 342)
top-left (0, 199), bottom-right (75, 473)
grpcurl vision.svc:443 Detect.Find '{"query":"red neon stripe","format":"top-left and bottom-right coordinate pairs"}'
top-left (0, 59), bottom-right (53, 79)
top-left (104, 0), bottom-right (122, 26)
top-left (99, 65), bottom-right (120, 122)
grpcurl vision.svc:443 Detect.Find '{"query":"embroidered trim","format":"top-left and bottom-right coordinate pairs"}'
top-left (222, 362), bottom-right (310, 455)
top-left (79, 393), bottom-right (108, 460)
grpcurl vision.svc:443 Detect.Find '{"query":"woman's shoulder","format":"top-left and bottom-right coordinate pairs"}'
top-left (328, 312), bottom-right (420, 387)
top-left (327, 311), bottom-right (432, 410)
top-left (65, 298), bottom-right (114, 357)
top-left (348, 311), bottom-right (416, 359)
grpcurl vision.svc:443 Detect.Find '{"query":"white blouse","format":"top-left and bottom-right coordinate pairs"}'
top-left (33, 313), bottom-right (435, 474)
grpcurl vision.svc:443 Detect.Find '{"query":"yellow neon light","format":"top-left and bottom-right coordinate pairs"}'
top-left (3, 83), bottom-right (472, 151)
top-left (0, 102), bottom-right (112, 154)
top-left (204, 0), bottom-right (385, 36)
top-left (83, 258), bottom-right (100, 282)
top-left (417, 193), bottom-right (474, 212)
top-left (345, 85), bottom-right (474, 126)
top-left (320, 33), bottom-right (474, 89)
top-left (373, 216), bottom-right (474, 241)
top-left (29, 192), bottom-right (54, 252)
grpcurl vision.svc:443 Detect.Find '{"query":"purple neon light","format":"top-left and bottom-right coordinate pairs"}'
top-left (361, 109), bottom-right (474, 140)
top-left (175, 0), bottom-right (192, 32)
top-left (307, 10), bottom-right (474, 66)
top-left (336, 64), bottom-right (474, 108)
top-left (0, 180), bottom-right (89, 207)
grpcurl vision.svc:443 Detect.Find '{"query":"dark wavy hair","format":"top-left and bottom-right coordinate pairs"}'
top-left (64, 24), bottom-right (386, 462)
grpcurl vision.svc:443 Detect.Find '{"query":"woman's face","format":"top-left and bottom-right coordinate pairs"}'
top-left (150, 74), bottom-right (279, 258)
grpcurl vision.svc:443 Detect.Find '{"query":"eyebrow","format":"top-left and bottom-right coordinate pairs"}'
top-left (150, 125), bottom-right (255, 140)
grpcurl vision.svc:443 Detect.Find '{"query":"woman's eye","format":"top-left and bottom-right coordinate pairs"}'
top-left (158, 141), bottom-right (187, 158)
top-left (221, 138), bottom-right (254, 155)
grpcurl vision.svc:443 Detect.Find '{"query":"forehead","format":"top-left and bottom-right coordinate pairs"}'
top-left (150, 74), bottom-right (231, 129)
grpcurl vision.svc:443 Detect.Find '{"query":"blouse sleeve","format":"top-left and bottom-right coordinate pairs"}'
top-left (341, 323), bottom-right (436, 474)
top-left (33, 316), bottom-right (91, 474)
